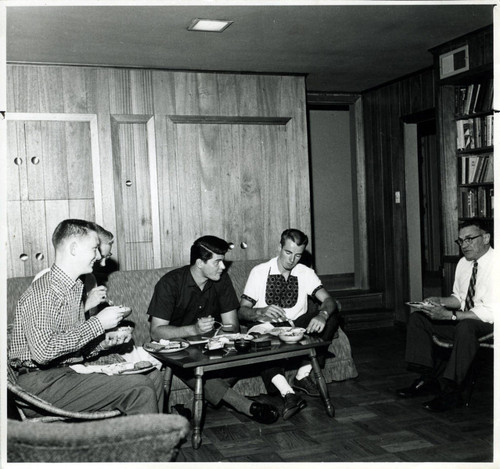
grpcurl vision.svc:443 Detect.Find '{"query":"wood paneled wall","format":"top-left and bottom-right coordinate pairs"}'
top-left (362, 68), bottom-right (435, 323)
top-left (7, 65), bottom-right (310, 276)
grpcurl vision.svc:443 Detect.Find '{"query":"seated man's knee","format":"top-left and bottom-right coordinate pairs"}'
top-left (454, 319), bottom-right (483, 339)
top-left (127, 375), bottom-right (159, 395)
top-left (408, 311), bottom-right (430, 328)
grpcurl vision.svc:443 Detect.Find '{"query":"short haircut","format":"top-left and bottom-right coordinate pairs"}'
top-left (280, 228), bottom-right (309, 248)
top-left (52, 219), bottom-right (97, 249)
top-left (190, 235), bottom-right (230, 265)
top-left (92, 223), bottom-right (114, 244)
top-left (459, 218), bottom-right (493, 247)
top-left (459, 218), bottom-right (492, 235)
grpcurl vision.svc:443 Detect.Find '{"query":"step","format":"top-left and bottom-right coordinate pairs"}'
top-left (326, 289), bottom-right (392, 331)
top-left (329, 290), bottom-right (384, 312)
top-left (341, 310), bottom-right (395, 331)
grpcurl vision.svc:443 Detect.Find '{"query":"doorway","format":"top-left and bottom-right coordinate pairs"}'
top-left (417, 118), bottom-right (443, 298)
top-left (404, 112), bottom-right (442, 301)
top-left (307, 94), bottom-right (368, 292)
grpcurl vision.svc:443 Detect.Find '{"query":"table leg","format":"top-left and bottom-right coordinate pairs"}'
top-left (164, 366), bottom-right (173, 412)
top-left (309, 348), bottom-right (335, 417)
top-left (192, 366), bottom-right (204, 449)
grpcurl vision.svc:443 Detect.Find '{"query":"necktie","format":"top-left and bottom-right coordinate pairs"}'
top-left (464, 261), bottom-right (478, 311)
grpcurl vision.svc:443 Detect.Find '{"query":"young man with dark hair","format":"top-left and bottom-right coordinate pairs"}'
top-left (148, 235), bottom-right (279, 424)
top-left (397, 218), bottom-right (495, 412)
top-left (239, 228), bottom-right (340, 419)
top-left (9, 219), bottom-right (164, 416)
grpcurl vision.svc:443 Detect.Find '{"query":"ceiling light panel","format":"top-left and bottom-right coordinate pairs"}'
top-left (188, 18), bottom-right (233, 33)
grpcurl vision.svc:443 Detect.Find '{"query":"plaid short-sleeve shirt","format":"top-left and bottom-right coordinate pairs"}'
top-left (8, 264), bottom-right (105, 368)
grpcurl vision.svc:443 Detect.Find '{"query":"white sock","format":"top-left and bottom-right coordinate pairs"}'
top-left (271, 374), bottom-right (294, 397)
top-left (296, 364), bottom-right (312, 381)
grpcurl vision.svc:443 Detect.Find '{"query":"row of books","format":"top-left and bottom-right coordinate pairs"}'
top-left (456, 115), bottom-right (493, 151)
top-left (455, 79), bottom-right (493, 116)
top-left (459, 186), bottom-right (494, 218)
top-left (458, 154), bottom-right (494, 184)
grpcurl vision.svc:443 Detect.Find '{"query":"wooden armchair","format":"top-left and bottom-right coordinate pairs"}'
top-left (7, 362), bottom-right (121, 422)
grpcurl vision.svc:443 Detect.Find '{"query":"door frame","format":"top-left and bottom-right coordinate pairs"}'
top-left (307, 92), bottom-right (368, 290)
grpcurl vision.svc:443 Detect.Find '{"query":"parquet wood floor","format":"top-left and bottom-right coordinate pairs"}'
top-left (175, 326), bottom-right (493, 463)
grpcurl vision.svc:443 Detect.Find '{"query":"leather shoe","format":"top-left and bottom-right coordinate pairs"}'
top-left (293, 375), bottom-right (320, 397)
top-left (282, 393), bottom-right (307, 420)
top-left (396, 378), bottom-right (437, 398)
top-left (249, 401), bottom-right (279, 424)
top-left (423, 392), bottom-right (463, 412)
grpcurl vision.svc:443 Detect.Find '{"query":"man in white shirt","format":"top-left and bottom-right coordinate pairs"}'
top-left (397, 219), bottom-right (496, 412)
top-left (239, 228), bottom-right (339, 419)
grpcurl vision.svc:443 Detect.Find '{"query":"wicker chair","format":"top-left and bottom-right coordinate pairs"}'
top-left (7, 362), bottom-right (122, 422)
top-left (432, 331), bottom-right (493, 406)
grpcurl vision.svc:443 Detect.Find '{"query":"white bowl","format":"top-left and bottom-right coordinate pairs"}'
top-left (278, 328), bottom-right (305, 343)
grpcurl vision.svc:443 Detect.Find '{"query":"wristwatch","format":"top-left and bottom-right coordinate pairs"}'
top-left (319, 310), bottom-right (329, 320)
top-left (451, 311), bottom-right (457, 321)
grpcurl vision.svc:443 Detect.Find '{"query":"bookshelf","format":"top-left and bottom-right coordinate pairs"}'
top-left (430, 25), bottom-right (493, 293)
top-left (455, 80), bottom-right (494, 220)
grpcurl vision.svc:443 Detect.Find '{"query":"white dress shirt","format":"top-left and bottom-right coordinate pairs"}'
top-left (452, 247), bottom-right (496, 323)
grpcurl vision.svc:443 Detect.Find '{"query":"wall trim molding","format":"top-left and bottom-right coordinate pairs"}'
top-left (168, 115), bottom-right (291, 125)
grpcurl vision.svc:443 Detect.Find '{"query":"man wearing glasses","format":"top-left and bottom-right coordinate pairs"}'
top-left (397, 218), bottom-right (495, 412)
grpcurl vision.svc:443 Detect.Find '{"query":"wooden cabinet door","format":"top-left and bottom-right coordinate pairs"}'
top-left (165, 120), bottom-right (290, 265)
top-left (7, 115), bottom-right (99, 277)
top-left (110, 115), bottom-right (160, 271)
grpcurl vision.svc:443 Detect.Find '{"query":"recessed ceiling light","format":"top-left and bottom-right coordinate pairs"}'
top-left (187, 18), bottom-right (233, 33)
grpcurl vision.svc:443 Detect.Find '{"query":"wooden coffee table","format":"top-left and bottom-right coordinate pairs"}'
top-left (148, 336), bottom-right (335, 449)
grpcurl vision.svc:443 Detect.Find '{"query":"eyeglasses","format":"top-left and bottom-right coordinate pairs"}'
top-left (454, 234), bottom-right (483, 247)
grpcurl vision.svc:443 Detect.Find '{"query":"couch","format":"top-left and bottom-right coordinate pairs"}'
top-left (7, 414), bottom-right (190, 462)
top-left (7, 259), bottom-right (358, 408)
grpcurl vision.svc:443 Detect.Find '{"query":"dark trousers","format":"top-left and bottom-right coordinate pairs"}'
top-left (18, 367), bottom-right (165, 417)
top-left (405, 312), bottom-right (493, 386)
top-left (174, 368), bottom-right (238, 406)
top-left (257, 308), bottom-right (339, 394)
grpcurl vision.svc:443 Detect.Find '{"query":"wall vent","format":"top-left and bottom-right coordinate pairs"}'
top-left (439, 45), bottom-right (469, 79)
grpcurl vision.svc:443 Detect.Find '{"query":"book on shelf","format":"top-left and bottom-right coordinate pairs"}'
top-left (454, 79), bottom-right (493, 116)
top-left (458, 154), bottom-right (493, 184)
top-left (483, 154), bottom-right (494, 182)
top-left (491, 188), bottom-right (494, 217)
top-left (459, 186), bottom-right (494, 218)
top-left (464, 84), bottom-right (475, 115)
top-left (471, 83), bottom-right (482, 114)
top-left (456, 115), bottom-right (494, 150)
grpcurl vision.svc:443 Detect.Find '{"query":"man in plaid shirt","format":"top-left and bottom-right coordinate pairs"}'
top-left (9, 219), bottom-right (164, 416)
